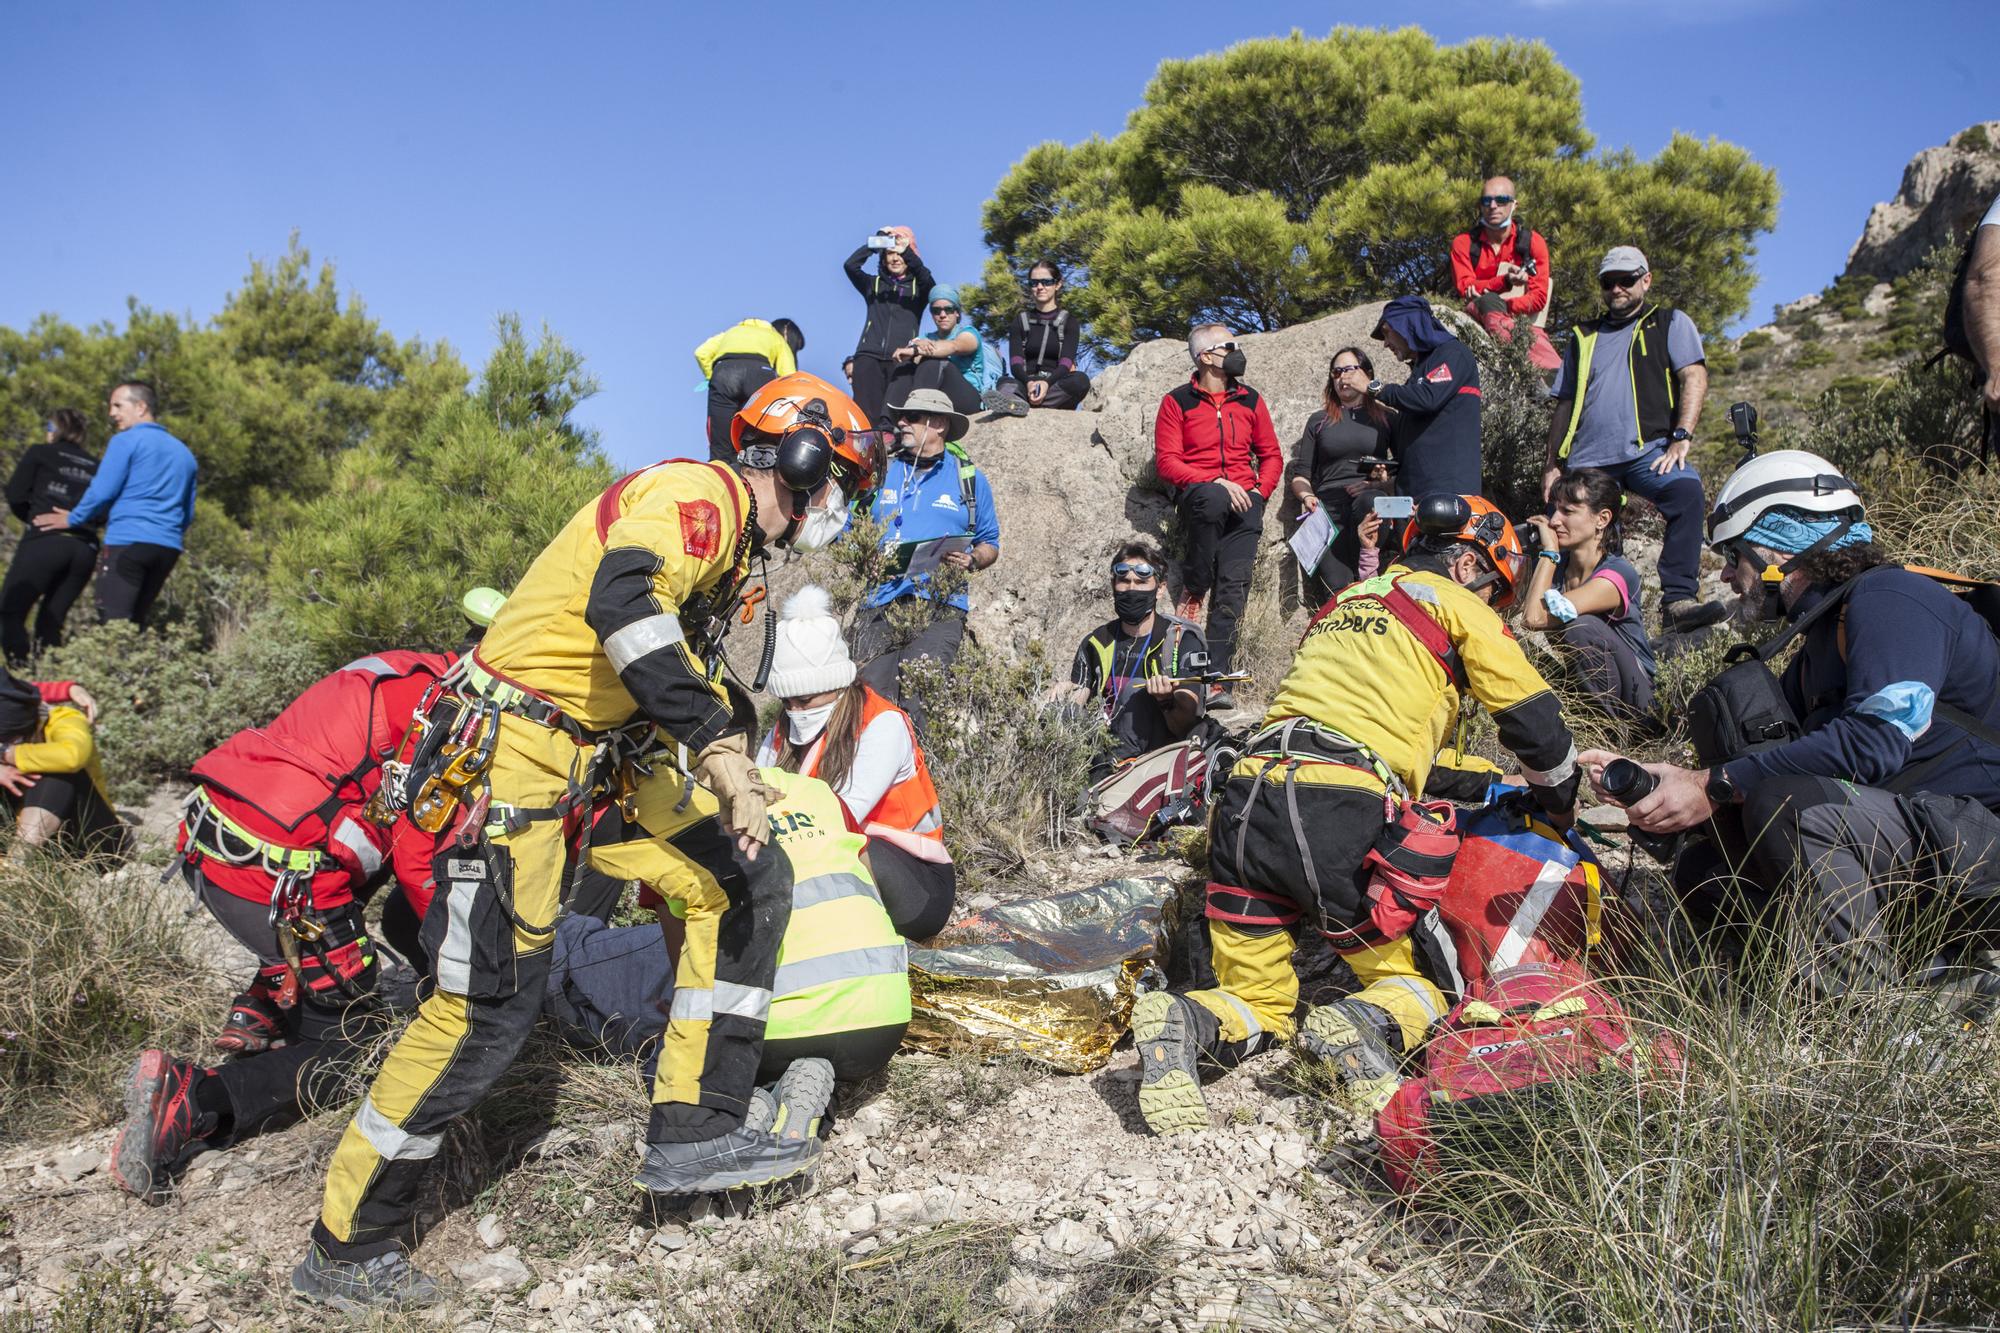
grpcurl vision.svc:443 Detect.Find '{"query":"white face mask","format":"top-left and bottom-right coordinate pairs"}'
top-left (785, 700), bottom-right (837, 744)
top-left (789, 483), bottom-right (849, 553)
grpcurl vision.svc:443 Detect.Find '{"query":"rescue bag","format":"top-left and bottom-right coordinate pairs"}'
top-left (1376, 960), bottom-right (1682, 1196)
top-left (1434, 796), bottom-right (1604, 996)
top-left (1085, 739), bottom-right (1208, 844)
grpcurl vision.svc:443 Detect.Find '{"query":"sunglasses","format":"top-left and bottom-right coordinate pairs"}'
top-left (1111, 562), bottom-right (1158, 579)
top-left (893, 412), bottom-right (944, 425)
top-left (1479, 194), bottom-right (1514, 206)
top-left (1600, 271), bottom-right (1645, 290)
top-left (930, 305), bottom-right (959, 316)
top-left (1202, 341), bottom-right (1239, 356)
top-left (1331, 363), bottom-right (1364, 375)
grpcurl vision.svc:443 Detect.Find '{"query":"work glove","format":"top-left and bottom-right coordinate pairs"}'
top-left (695, 734), bottom-right (782, 850)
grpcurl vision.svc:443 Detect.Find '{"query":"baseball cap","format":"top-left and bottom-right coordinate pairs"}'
top-left (1599, 246), bottom-right (1650, 276)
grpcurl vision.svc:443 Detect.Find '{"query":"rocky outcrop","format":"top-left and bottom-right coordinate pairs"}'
top-left (1845, 121), bottom-right (2000, 280)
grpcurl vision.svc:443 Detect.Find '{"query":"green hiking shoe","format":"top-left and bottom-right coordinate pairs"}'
top-left (291, 1242), bottom-right (441, 1313)
top-left (1133, 992), bottom-right (1214, 1135)
top-left (1296, 999), bottom-right (1403, 1115)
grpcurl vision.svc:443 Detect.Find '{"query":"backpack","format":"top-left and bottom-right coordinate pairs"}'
top-left (1013, 309), bottom-right (1070, 376)
top-left (1689, 565), bottom-right (2000, 773)
top-left (1085, 739), bottom-right (1206, 844)
top-left (1433, 796), bottom-right (1605, 998)
top-left (1376, 961), bottom-right (1683, 1196)
top-left (970, 327), bottom-right (1006, 393)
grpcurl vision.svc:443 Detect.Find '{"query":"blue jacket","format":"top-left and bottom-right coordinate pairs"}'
top-left (1722, 567), bottom-right (2000, 809)
top-left (68, 422), bottom-right (198, 550)
top-left (1372, 297), bottom-right (1482, 502)
top-left (863, 450), bottom-right (1000, 611)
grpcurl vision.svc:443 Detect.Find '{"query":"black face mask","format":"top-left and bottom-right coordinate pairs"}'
top-left (1114, 588), bottom-right (1157, 623)
top-left (1221, 349), bottom-right (1247, 378)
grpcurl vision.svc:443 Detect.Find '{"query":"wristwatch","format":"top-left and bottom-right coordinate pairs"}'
top-left (1538, 549), bottom-right (1561, 564)
top-left (1669, 427), bottom-right (1692, 444)
top-left (1366, 380), bottom-right (1383, 397)
top-left (1703, 767), bottom-right (1739, 806)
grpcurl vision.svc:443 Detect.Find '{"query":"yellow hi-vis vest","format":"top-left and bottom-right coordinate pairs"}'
top-left (667, 768), bottom-right (912, 1040)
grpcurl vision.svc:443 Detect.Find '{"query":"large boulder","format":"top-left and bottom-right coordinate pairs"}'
top-left (1845, 122), bottom-right (2000, 281)
top-left (727, 304), bottom-right (1416, 706)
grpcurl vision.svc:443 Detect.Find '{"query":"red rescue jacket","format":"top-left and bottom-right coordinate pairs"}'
top-left (182, 651), bottom-right (452, 912)
top-left (1448, 222), bottom-right (1551, 317)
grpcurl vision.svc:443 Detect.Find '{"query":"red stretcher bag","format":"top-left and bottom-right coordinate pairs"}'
top-left (1377, 961), bottom-right (1683, 1196)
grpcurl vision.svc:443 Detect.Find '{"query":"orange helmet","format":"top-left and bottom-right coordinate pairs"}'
top-left (729, 372), bottom-right (880, 497)
top-left (1402, 493), bottom-right (1526, 608)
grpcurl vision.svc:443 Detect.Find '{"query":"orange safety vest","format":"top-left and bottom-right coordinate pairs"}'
top-left (800, 686), bottom-right (950, 864)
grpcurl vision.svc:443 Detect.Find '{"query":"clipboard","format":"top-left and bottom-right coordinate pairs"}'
top-left (1288, 506), bottom-right (1335, 574)
top-left (896, 535), bottom-right (971, 578)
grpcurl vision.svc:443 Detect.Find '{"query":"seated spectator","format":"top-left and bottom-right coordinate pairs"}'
top-left (1544, 245), bottom-right (1724, 634)
top-left (2, 408), bottom-right (100, 665)
top-left (844, 227), bottom-right (934, 425)
top-left (694, 317), bottom-right (804, 462)
top-left (757, 585), bottom-right (957, 940)
top-left (1449, 176), bottom-right (1560, 371)
top-left (852, 389), bottom-right (1000, 733)
top-left (1060, 540), bottom-right (1210, 777)
top-left (1153, 324), bottom-right (1280, 712)
top-left (1519, 468), bottom-right (1658, 728)
top-left (1363, 298), bottom-right (1482, 503)
top-left (1955, 188), bottom-right (1998, 443)
top-left (0, 675), bottom-right (124, 858)
top-left (983, 260), bottom-right (1091, 415)
top-left (886, 285), bottom-right (983, 418)
top-left (1288, 348), bottom-right (1396, 598)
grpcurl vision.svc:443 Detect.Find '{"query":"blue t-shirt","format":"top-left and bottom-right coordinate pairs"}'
top-left (864, 450), bottom-right (1001, 611)
top-left (67, 421), bottom-right (199, 549)
top-left (1554, 551), bottom-right (1656, 678)
top-left (936, 320), bottom-right (985, 390)
top-left (1550, 309), bottom-right (1704, 470)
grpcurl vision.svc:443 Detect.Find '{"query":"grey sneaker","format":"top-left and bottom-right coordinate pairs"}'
top-left (291, 1242), bottom-right (441, 1313)
top-left (739, 1058), bottom-right (836, 1139)
top-left (1132, 992), bottom-right (1212, 1135)
top-left (742, 1086), bottom-right (779, 1134)
top-left (1296, 999), bottom-right (1404, 1115)
top-left (1662, 598), bottom-right (1727, 633)
top-left (634, 1126), bottom-right (823, 1196)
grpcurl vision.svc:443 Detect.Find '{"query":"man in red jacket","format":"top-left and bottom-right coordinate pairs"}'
top-left (109, 649), bottom-right (455, 1201)
top-left (1448, 176), bottom-right (1560, 371)
top-left (1153, 324), bottom-right (1280, 710)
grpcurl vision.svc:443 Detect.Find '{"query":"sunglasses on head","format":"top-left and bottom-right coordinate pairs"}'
top-left (1027, 277), bottom-right (1059, 288)
top-left (1600, 271), bottom-right (1645, 290)
top-left (1111, 562), bottom-right (1158, 579)
top-left (1479, 194), bottom-right (1514, 206)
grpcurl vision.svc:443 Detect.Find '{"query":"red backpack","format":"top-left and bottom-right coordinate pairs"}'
top-left (1376, 961), bottom-right (1682, 1196)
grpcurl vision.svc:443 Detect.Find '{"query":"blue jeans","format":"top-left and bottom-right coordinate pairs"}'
top-left (1582, 446), bottom-right (1707, 606)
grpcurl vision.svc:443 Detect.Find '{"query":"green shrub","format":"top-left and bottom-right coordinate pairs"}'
top-left (1736, 329), bottom-right (1773, 353)
top-left (0, 859), bottom-right (217, 1136)
top-left (1789, 353), bottom-right (1986, 476)
top-left (38, 614), bottom-right (323, 800)
top-left (1955, 123), bottom-right (1993, 153)
top-left (1463, 309), bottom-right (1555, 519)
top-left (1794, 315), bottom-right (1825, 342)
top-left (897, 641), bottom-right (1108, 894)
top-left (0, 1262), bottom-right (174, 1332)
top-left (1793, 342), bottom-right (1836, 369)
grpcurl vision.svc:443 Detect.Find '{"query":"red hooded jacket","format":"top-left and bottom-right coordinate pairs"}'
top-left (1153, 376), bottom-right (1282, 496)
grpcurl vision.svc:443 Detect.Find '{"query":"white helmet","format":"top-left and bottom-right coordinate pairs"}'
top-left (1706, 449), bottom-right (1864, 549)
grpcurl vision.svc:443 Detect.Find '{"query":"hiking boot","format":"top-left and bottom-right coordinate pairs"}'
top-left (110, 1049), bottom-right (217, 1199)
top-left (1662, 598), bottom-right (1727, 633)
top-left (634, 1126), bottom-right (824, 1196)
top-left (214, 990), bottom-right (286, 1055)
top-left (291, 1242), bottom-right (441, 1313)
top-left (1296, 999), bottom-right (1404, 1115)
top-left (980, 390), bottom-right (1029, 418)
top-left (1132, 992), bottom-right (1217, 1135)
top-left (1176, 591), bottom-right (1207, 623)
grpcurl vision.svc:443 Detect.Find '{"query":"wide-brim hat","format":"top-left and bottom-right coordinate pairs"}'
top-left (890, 387), bottom-right (970, 442)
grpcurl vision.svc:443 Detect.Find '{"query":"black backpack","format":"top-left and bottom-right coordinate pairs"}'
top-left (1690, 567), bottom-right (2000, 782)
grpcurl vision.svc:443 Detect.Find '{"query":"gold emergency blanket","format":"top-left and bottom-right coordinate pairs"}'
top-left (905, 877), bottom-right (1179, 1073)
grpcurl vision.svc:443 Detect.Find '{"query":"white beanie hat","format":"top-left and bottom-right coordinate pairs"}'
top-left (766, 586), bottom-right (856, 699)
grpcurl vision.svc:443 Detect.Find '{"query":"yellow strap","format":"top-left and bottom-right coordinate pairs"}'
top-left (1530, 997), bottom-right (1589, 1022)
top-left (187, 789), bottom-right (326, 873)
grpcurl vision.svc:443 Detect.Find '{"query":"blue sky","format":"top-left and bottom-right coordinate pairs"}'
top-left (4, 2), bottom-right (1995, 468)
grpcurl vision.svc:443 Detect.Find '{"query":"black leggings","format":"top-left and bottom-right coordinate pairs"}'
top-left (0, 533), bottom-right (96, 664)
top-left (850, 353), bottom-right (893, 426)
top-left (995, 370), bottom-right (1091, 410)
top-left (868, 840), bottom-right (957, 939)
top-left (94, 542), bottom-right (180, 627)
top-left (885, 359), bottom-right (981, 416)
top-left (706, 353), bottom-right (778, 463)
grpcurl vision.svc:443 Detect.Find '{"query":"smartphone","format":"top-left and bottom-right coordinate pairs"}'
top-left (866, 234), bottom-right (897, 251)
top-left (1373, 495), bottom-right (1414, 519)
